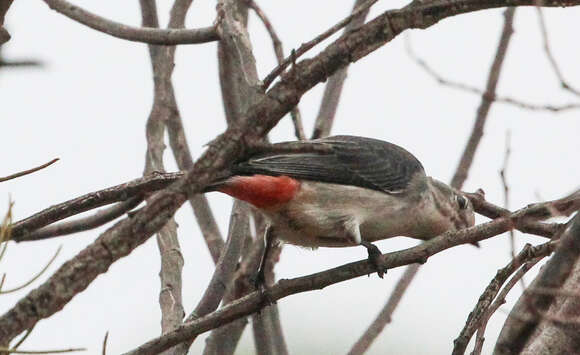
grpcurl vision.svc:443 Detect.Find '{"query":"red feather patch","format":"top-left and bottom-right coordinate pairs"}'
top-left (218, 175), bottom-right (300, 209)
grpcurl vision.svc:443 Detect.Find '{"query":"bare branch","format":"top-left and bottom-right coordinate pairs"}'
top-left (471, 258), bottom-right (542, 355)
top-left (101, 331), bottom-right (108, 355)
top-left (494, 211), bottom-right (580, 354)
top-left (404, 35), bottom-right (580, 112)
top-left (261, 0), bottom-right (378, 90)
top-left (535, 6), bottom-right (580, 97)
top-left (9, 325), bottom-right (35, 352)
top-left (170, 200), bottom-right (250, 354)
top-left (20, 197), bottom-right (143, 242)
top-left (246, 0), bottom-right (306, 140)
top-left (10, 172), bottom-right (182, 242)
top-left (312, 0), bottom-right (372, 140)
top-left (41, 0), bottom-right (218, 45)
top-left (451, 7), bottom-right (516, 189)
top-left (453, 241), bottom-right (556, 355)
top-left (499, 131), bottom-right (519, 264)
top-left (139, 1), bottom-right (189, 352)
top-left (0, 159), bottom-right (59, 183)
top-left (124, 203), bottom-right (572, 355)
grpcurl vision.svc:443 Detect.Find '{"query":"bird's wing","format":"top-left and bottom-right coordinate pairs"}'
top-left (233, 135), bottom-right (425, 194)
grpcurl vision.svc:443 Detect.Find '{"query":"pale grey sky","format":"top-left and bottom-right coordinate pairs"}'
top-left (1, 1), bottom-right (579, 354)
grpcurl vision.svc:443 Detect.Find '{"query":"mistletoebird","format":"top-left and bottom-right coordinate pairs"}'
top-left (205, 135), bottom-right (475, 278)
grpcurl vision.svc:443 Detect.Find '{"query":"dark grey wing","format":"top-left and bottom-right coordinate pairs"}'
top-left (233, 135), bottom-right (425, 194)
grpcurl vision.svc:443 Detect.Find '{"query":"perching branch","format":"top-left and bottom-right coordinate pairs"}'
top-left (41, 0), bottom-right (218, 45)
top-left (124, 193), bottom-right (577, 355)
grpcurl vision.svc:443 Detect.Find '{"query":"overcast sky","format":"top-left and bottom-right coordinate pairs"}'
top-left (1, 1), bottom-right (579, 354)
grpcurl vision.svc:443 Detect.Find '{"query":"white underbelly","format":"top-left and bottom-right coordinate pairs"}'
top-left (260, 180), bottom-right (431, 248)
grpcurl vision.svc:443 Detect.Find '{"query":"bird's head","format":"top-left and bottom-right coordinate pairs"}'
top-left (427, 178), bottom-right (476, 233)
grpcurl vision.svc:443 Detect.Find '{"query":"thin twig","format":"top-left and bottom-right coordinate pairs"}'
top-left (21, 197), bottom-right (143, 242)
top-left (0, 200), bottom-right (14, 264)
top-left (261, 0), bottom-right (379, 90)
top-left (0, 159), bottom-right (59, 183)
top-left (451, 7), bottom-right (516, 193)
top-left (534, 5), bottom-right (580, 97)
top-left (0, 59), bottom-right (43, 68)
top-left (453, 241), bottom-right (557, 355)
top-left (246, 0), bottom-right (306, 140)
top-left (10, 172), bottom-right (182, 242)
top-left (404, 34), bottom-right (580, 112)
top-left (172, 200), bottom-right (250, 354)
top-left (471, 258), bottom-right (542, 355)
top-left (499, 132), bottom-right (519, 268)
top-left (0, 246), bottom-right (61, 294)
top-left (9, 325), bottom-right (35, 351)
top-left (101, 332), bottom-right (108, 355)
top-left (312, 0), bottom-right (372, 140)
top-left (41, 0), bottom-right (218, 45)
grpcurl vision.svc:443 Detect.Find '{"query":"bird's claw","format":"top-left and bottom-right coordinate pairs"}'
top-left (361, 241), bottom-right (388, 278)
top-left (251, 271), bottom-right (276, 310)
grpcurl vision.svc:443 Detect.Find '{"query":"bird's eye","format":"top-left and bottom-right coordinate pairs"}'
top-left (456, 195), bottom-right (468, 210)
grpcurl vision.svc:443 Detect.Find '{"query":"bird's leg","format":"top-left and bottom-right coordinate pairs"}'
top-left (360, 240), bottom-right (388, 278)
top-left (343, 218), bottom-right (387, 278)
top-left (254, 226), bottom-right (276, 306)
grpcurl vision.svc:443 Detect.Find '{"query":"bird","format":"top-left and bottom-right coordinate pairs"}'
top-left (204, 135), bottom-right (475, 279)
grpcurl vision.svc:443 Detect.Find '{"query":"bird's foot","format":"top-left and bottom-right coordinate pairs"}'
top-left (361, 241), bottom-right (388, 278)
top-left (251, 270), bottom-right (276, 310)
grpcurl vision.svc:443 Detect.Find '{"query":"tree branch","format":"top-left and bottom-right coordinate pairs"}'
top-left (261, 0), bottom-right (378, 90)
top-left (0, 159), bottom-right (59, 183)
top-left (10, 172), bottom-right (183, 242)
top-left (246, 0), bottom-right (306, 141)
top-left (41, 0), bottom-right (218, 45)
top-left (450, 7), bottom-right (516, 189)
top-left (19, 197), bottom-right (143, 242)
top-left (453, 241), bottom-right (557, 355)
top-left (124, 196), bottom-right (576, 355)
top-left (312, 0), bottom-right (372, 140)
top-left (404, 34), bottom-right (580, 112)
